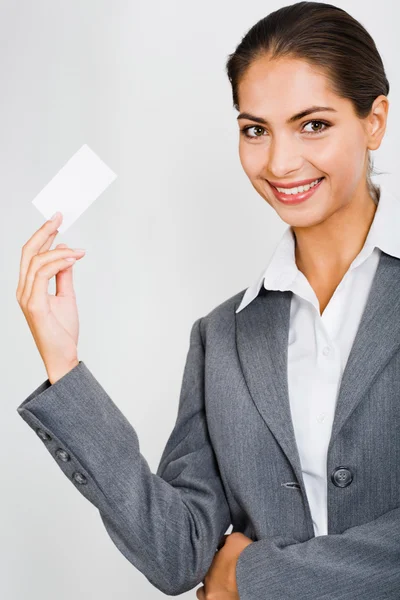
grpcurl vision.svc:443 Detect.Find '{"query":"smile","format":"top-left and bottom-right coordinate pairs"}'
top-left (268, 177), bottom-right (325, 205)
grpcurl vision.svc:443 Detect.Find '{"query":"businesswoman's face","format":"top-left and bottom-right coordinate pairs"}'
top-left (237, 56), bottom-right (387, 228)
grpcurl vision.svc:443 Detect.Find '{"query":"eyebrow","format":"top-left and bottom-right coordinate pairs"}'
top-left (237, 105), bottom-right (337, 125)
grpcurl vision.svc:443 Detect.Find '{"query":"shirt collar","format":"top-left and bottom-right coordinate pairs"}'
top-left (236, 184), bottom-right (400, 314)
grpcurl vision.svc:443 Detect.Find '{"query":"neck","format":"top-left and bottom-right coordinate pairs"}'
top-left (292, 184), bottom-right (378, 282)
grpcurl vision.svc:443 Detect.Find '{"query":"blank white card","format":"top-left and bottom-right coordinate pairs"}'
top-left (32, 144), bottom-right (118, 234)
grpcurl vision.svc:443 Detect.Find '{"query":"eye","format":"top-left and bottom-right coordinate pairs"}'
top-left (302, 120), bottom-right (331, 135)
top-left (240, 125), bottom-right (267, 139)
top-left (240, 119), bottom-right (331, 140)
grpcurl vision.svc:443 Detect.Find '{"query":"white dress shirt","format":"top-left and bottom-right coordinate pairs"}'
top-left (235, 183), bottom-right (400, 537)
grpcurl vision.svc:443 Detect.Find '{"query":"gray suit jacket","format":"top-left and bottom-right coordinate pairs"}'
top-left (17, 249), bottom-right (400, 598)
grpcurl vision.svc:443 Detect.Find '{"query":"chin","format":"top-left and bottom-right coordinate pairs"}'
top-left (275, 206), bottom-right (330, 229)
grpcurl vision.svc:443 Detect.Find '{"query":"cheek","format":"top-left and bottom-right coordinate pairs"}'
top-left (310, 134), bottom-right (365, 188)
top-left (239, 141), bottom-right (265, 177)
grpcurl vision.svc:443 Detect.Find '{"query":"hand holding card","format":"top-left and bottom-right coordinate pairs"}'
top-left (16, 212), bottom-right (86, 384)
top-left (16, 144), bottom-right (118, 383)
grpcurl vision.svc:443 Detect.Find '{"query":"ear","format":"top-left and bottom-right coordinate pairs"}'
top-left (366, 94), bottom-right (389, 151)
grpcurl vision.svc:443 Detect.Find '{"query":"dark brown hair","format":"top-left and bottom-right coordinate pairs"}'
top-left (225, 1), bottom-right (390, 203)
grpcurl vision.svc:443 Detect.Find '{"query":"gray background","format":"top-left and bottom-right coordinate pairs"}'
top-left (1, 1), bottom-right (398, 598)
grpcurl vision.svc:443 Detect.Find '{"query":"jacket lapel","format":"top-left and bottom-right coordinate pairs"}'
top-left (235, 285), bottom-right (304, 485)
top-left (235, 250), bottom-right (400, 489)
top-left (329, 250), bottom-right (400, 446)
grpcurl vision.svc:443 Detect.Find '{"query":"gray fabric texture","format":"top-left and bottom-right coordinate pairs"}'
top-left (17, 249), bottom-right (400, 597)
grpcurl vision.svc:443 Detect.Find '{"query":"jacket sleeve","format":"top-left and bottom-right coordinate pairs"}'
top-left (16, 317), bottom-right (231, 596)
top-left (235, 505), bottom-right (400, 599)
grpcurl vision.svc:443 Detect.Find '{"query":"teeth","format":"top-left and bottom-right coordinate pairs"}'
top-left (276, 178), bottom-right (322, 195)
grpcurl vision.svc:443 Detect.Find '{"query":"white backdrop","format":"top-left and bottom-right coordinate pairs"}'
top-left (1, 1), bottom-right (399, 598)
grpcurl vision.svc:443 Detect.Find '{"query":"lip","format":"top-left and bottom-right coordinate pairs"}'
top-left (268, 177), bottom-right (325, 205)
top-left (267, 176), bottom-right (323, 189)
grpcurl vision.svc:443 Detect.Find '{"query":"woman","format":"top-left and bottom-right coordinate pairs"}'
top-left (16, 2), bottom-right (399, 598)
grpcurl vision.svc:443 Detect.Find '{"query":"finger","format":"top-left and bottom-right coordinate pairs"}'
top-left (25, 257), bottom-right (79, 316)
top-left (196, 586), bottom-right (206, 600)
top-left (20, 248), bottom-right (84, 307)
top-left (17, 212), bottom-right (63, 300)
top-left (38, 231), bottom-right (59, 254)
top-left (55, 244), bottom-right (77, 298)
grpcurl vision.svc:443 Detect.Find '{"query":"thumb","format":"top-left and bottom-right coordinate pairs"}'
top-left (55, 243), bottom-right (76, 298)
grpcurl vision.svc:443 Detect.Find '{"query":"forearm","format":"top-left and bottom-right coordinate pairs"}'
top-left (236, 506), bottom-right (400, 599)
top-left (17, 319), bottom-right (232, 596)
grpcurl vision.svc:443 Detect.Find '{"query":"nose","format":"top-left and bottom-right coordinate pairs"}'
top-left (267, 133), bottom-right (303, 179)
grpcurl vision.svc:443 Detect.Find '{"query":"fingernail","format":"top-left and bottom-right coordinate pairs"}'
top-left (51, 211), bottom-right (61, 221)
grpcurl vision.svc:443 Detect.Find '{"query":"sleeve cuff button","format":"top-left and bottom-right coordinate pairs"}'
top-left (36, 428), bottom-right (52, 442)
top-left (55, 448), bottom-right (71, 462)
top-left (72, 472), bottom-right (87, 485)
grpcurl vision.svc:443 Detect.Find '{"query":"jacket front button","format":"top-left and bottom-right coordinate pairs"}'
top-left (72, 472), bottom-right (87, 485)
top-left (55, 448), bottom-right (71, 462)
top-left (36, 428), bottom-right (52, 442)
top-left (331, 466), bottom-right (353, 488)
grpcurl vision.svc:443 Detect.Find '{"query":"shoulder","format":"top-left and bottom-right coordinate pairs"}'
top-left (197, 287), bottom-right (248, 343)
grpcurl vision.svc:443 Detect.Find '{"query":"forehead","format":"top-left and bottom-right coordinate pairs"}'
top-left (238, 56), bottom-right (340, 116)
